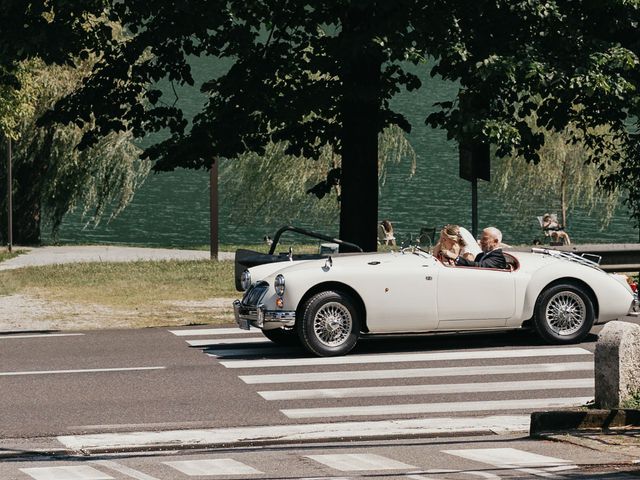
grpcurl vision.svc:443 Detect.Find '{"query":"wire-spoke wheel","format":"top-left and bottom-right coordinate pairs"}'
top-left (544, 292), bottom-right (586, 336)
top-left (298, 290), bottom-right (361, 356)
top-left (313, 302), bottom-right (353, 347)
top-left (534, 283), bottom-right (594, 344)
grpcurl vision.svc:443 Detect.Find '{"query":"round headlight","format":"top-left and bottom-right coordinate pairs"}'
top-left (274, 274), bottom-right (285, 296)
top-left (240, 270), bottom-right (252, 291)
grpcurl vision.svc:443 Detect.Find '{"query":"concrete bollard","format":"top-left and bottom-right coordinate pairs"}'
top-left (595, 321), bottom-right (640, 409)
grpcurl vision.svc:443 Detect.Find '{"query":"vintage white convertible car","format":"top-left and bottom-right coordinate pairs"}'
top-left (233, 227), bottom-right (639, 356)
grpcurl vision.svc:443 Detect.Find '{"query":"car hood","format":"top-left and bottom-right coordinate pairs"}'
top-left (249, 251), bottom-right (412, 279)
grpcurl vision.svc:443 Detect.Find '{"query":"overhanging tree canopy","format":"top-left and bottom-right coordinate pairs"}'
top-left (4, 1), bottom-right (640, 248)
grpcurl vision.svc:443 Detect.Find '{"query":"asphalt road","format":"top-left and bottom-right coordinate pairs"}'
top-left (0, 327), bottom-right (274, 439)
top-left (0, 323), bottom-right (613, 440)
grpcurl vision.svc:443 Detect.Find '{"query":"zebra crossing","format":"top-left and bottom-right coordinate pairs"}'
top-left (14, 447), bottom-right (584, 479)
top-left (169, 327), bottom-right (595, 427)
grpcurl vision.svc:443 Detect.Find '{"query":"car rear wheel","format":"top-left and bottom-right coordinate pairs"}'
top-left (533, 283), bottom-right (594, 344)
top-left (262, 327), bottom-right (299, 345)
top-left (298, 290), bottom-right (361, 356)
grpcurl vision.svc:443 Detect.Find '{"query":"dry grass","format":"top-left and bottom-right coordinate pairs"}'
top-left (0, 260), bottom-right (238, 329)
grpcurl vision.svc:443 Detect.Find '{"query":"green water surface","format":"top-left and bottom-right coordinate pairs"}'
top-left (47, 60), bottom-right (639, 247)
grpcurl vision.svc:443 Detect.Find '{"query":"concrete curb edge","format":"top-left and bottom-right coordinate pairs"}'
top-left (0, 428), bottom-right (502, 460)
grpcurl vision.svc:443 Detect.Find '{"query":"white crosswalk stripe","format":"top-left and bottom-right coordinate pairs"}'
top-left (240, 361), bottom-right (593, 384)
top-left (307, 453), bottom-right (416, 471)
top-left (20, 466), bottom-right (113, 480)
top-left (258, 377), bottom-right (593, 400)
top-left (443, 447), bottom-right (578, 478)
top-left (282, 396), bottom-right (593, 419)
top-left (163, 459), bottom-right (262, 476)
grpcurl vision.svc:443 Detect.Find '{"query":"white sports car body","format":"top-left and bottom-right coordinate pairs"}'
top-left (233, 229), bottom-right (639, 356)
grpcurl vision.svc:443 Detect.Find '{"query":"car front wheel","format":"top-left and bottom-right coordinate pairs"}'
top-left (533, 283), bottom-right (595, 344)
top-left (298, 290), bottom-right (361, 356)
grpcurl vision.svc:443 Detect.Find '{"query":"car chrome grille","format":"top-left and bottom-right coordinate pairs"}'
top-left (243, 281), bottom-right (269, 306)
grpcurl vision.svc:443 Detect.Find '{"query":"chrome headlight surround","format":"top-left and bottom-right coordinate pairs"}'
top-left (274, 274), bottom-right (285, 296)
top-left (240, 270), bottom-right (252, 291)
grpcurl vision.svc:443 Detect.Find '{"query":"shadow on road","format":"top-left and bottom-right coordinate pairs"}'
top-left (202, 328), bottom-right (599, 360)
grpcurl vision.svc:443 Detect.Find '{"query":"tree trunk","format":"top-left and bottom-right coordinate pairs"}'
top-left (561, 181), bottom-right (567, 228)
top-left (12, 158), bottom-right (42, 245)
top-left (0, 138), bottom-right (45, 245)
top-left (338, 8), bottom-right (382, 253)
top-left (560, 156), bottom-right (568, 228)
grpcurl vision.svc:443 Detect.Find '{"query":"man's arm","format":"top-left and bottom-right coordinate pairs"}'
top-left (455, 251), bottom-right (507, 269)
top-left (455, 255), bottom-right (477, 267)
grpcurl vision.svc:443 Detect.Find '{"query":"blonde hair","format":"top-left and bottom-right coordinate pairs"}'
top-left (440, 224), bottom-right (467, 247)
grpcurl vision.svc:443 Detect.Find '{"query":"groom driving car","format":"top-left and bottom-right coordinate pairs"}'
top-left (449, 227), bottom-right (507, 269)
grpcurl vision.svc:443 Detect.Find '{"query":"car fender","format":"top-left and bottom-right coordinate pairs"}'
top-left (515, 261), bottom-right (632, 325)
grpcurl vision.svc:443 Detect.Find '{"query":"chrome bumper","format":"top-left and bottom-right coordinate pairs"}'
top-left (233, 300), bottom-right (296, 330)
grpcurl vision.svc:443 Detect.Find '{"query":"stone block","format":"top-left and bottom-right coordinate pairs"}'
top-left (595, 321), bottom-right (640, 409)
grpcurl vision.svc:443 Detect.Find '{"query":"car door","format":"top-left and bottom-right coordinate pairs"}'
top-left (436, 264), bottom-right (516, 329)
top-left (364, 253), bottom-right (439, 333)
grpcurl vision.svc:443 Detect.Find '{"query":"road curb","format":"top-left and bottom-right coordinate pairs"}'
top-left (0, 430), bottom-right (499, 460)
top-left (530, 409), bottom-right (640, 436)
top-left (0, 448), bottom-right (73, 460)
top-left (0, 415), bottom-right (531, 459)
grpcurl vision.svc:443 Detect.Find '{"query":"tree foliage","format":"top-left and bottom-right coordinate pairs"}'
top-left (490, 126), bottom-right (621, 231)
top-left (3, 1), bottom-right (640, 245)
top-left (221, 124), bottom-right (416, 226)
top-left (0, 59), bottom-right (149, 244)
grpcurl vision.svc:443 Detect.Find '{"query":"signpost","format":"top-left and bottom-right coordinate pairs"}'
top-left (210, 158), bottom-right (219, 261)
top-left (6, 138), bottom-right (12, 253)
top-left (459, 140), bottom-right (490, 238)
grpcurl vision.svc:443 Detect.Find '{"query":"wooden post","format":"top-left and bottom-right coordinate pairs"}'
top-left (210, 158), bottom-right (219, 261)
top-left (7, 138), bottom-right (12, 253)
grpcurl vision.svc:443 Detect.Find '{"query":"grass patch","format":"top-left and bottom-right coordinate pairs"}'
top-left (0, 249), bottom-right (25, 263)
top-left (0, 259), bottom-right (238, 328)
top-left (622, 391), bottom-right (640, 410)
top-left (0, 259), bottom-right (236, 302)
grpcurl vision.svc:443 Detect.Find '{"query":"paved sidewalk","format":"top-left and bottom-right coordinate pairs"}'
top-left (0, 246), bottom-right (234, 270)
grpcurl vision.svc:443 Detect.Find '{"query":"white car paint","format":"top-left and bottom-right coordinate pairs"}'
top-left (241, 248), bottom-right (634, 335)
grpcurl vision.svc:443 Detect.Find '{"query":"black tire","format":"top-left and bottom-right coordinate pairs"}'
top-left (297, 290), bottom-right (361, 356)
top-left (262, 327), bottom-right (299, 345)
top-left (533, 283), bottom-right (595, 344)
